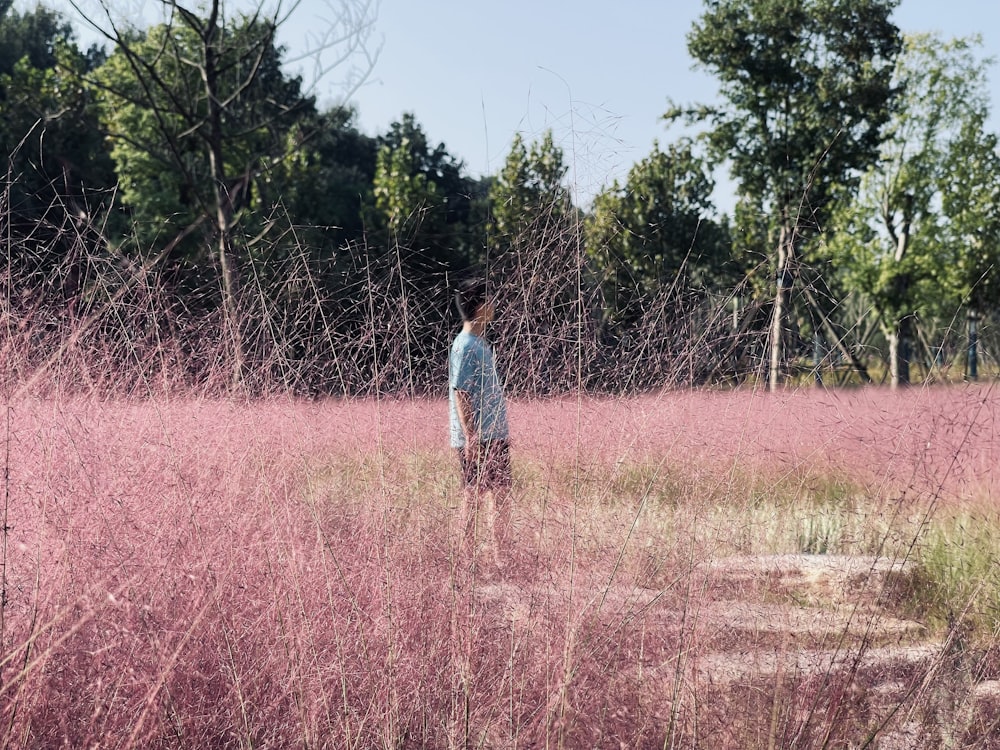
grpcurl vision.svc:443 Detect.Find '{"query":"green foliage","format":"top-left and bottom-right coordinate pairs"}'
top-left (94, 14), bottom-right (315, 261)
top-left (374, 136), bottom-right (441, 236)
top-left (489, 130), bottom-right (572, 245)
top-left (907, 514), bottom-right (1000, 636)
top-left (485, 131), bottom-right (592, 392)
top-left (0, 6), bottom-right (113, 211)
top-left (825, 35), bottom-right (1000, 358)
top-left (0, 0), bottom-right (73, 72)
top-left (254, 106), bottom-right (377, 251)
top-left (678, 0), bottom-right (901, 219)
top-left (729, 197), bottom-right (772, 295)
top-left (586, 140), bottom-right (734, 325)
top-left (5, 0), bottom-right (1000, 393)
top-left (367, 113), bottom-right (485, 269)
top-left (937, 113), bottom-right (1000, 316)
top-left (674, 0), bottom-right (902, 387)
top-left (0, 4), bottom-right (115, 310)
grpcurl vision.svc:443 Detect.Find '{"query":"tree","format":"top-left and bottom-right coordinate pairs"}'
top-left (1, 4), bottom-right (113, 214)
top-left (1, 2), bottom-right (114, 309)
top-left (586, 139), bottom-right (733, 328)
top-left (489, 130), bottom-right (571, 246)
top-left (79, 0), bottom-right (378, 385)
top-left (255, 104), bottom-right (377, 253)
top-left (368, 113), bottom-right (480, 270)
top-left (671, 0), bottom-right (901, 390)
top-left (938, 115), bottom-right (1000, 321)
top-left (826, 34), bottom-right (999, 386)
top-left (487, 131), bottom-right (593, 392)
top-left (95, 14), bottom-right (312, 262)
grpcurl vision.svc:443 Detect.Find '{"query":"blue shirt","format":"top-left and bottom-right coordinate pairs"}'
top-left (449, 330), bottom-right (509, 447)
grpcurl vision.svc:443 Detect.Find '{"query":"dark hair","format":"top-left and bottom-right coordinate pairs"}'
top-left (454, 278), bottom-right (487, 322)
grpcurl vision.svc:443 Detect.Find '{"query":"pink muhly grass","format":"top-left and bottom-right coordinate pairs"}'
top-left (513, 383), bottom-right (998, 502)
top-left (0, 385), bottom-right (997, 747)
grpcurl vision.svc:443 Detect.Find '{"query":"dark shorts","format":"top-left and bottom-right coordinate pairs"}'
top-left (457, 440), bottom-right (512, 491)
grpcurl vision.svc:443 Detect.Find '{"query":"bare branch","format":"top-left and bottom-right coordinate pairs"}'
top-left (279, 0), bottom-right (382, 102)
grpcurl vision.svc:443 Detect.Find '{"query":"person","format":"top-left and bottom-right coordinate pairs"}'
top-left (449, 278), bottom-right (512, 571)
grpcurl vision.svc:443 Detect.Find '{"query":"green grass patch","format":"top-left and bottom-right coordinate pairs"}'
top-left (903, 513), bottom-right (1000, 636)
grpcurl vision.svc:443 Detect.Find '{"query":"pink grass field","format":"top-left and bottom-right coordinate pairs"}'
top-left (1, 383), bottom-right (997, 747)
top-left (515, 383), bottom-right (999, 503)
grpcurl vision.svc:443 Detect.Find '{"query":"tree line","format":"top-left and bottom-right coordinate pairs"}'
top-left (2, 0), bottom-right (997, 395)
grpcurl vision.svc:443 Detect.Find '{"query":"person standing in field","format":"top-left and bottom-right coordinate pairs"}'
top-left (449, 278), bottom-right (512, 570)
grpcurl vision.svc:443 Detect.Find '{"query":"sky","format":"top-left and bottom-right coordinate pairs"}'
top-left (288, 0), bottom-right (1000, 211)
top-left (50, 0), bottom-right (1000, 211)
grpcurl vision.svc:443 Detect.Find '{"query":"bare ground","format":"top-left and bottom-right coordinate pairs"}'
top-left (472, 552), bottom-right (999, 748)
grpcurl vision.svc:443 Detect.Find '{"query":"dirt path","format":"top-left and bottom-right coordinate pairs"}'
top-left (477, 553), bottom-right (998, 747)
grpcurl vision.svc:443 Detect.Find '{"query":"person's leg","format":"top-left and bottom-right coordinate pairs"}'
top-left (490, 486), bottom-right (513, 565)
top-left (483, 442), bottom-right (513, 570)
top-left (458, 485), bottom-right (483, 558)
top-left (456, 445), bottom-right (486, 566)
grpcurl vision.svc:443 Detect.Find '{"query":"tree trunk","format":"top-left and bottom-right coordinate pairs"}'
top-left (210, 156), bottom-right (244, 391)
top-left (215, 222), bottom-right (242, 386)
top-left (769, 222), bottom-right (793, 391)
top-left (203, 4), bottom-right (243, 388)
top-left (967, 310), bottom-right (979, 381)
top-left (887, 201), bottom-right (913, 390)
top-left (888, 315), bottom-right (911, 388)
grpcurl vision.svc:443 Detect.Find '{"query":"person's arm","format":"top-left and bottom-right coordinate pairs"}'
top-left (454, 389), bottom-right (478, 447)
